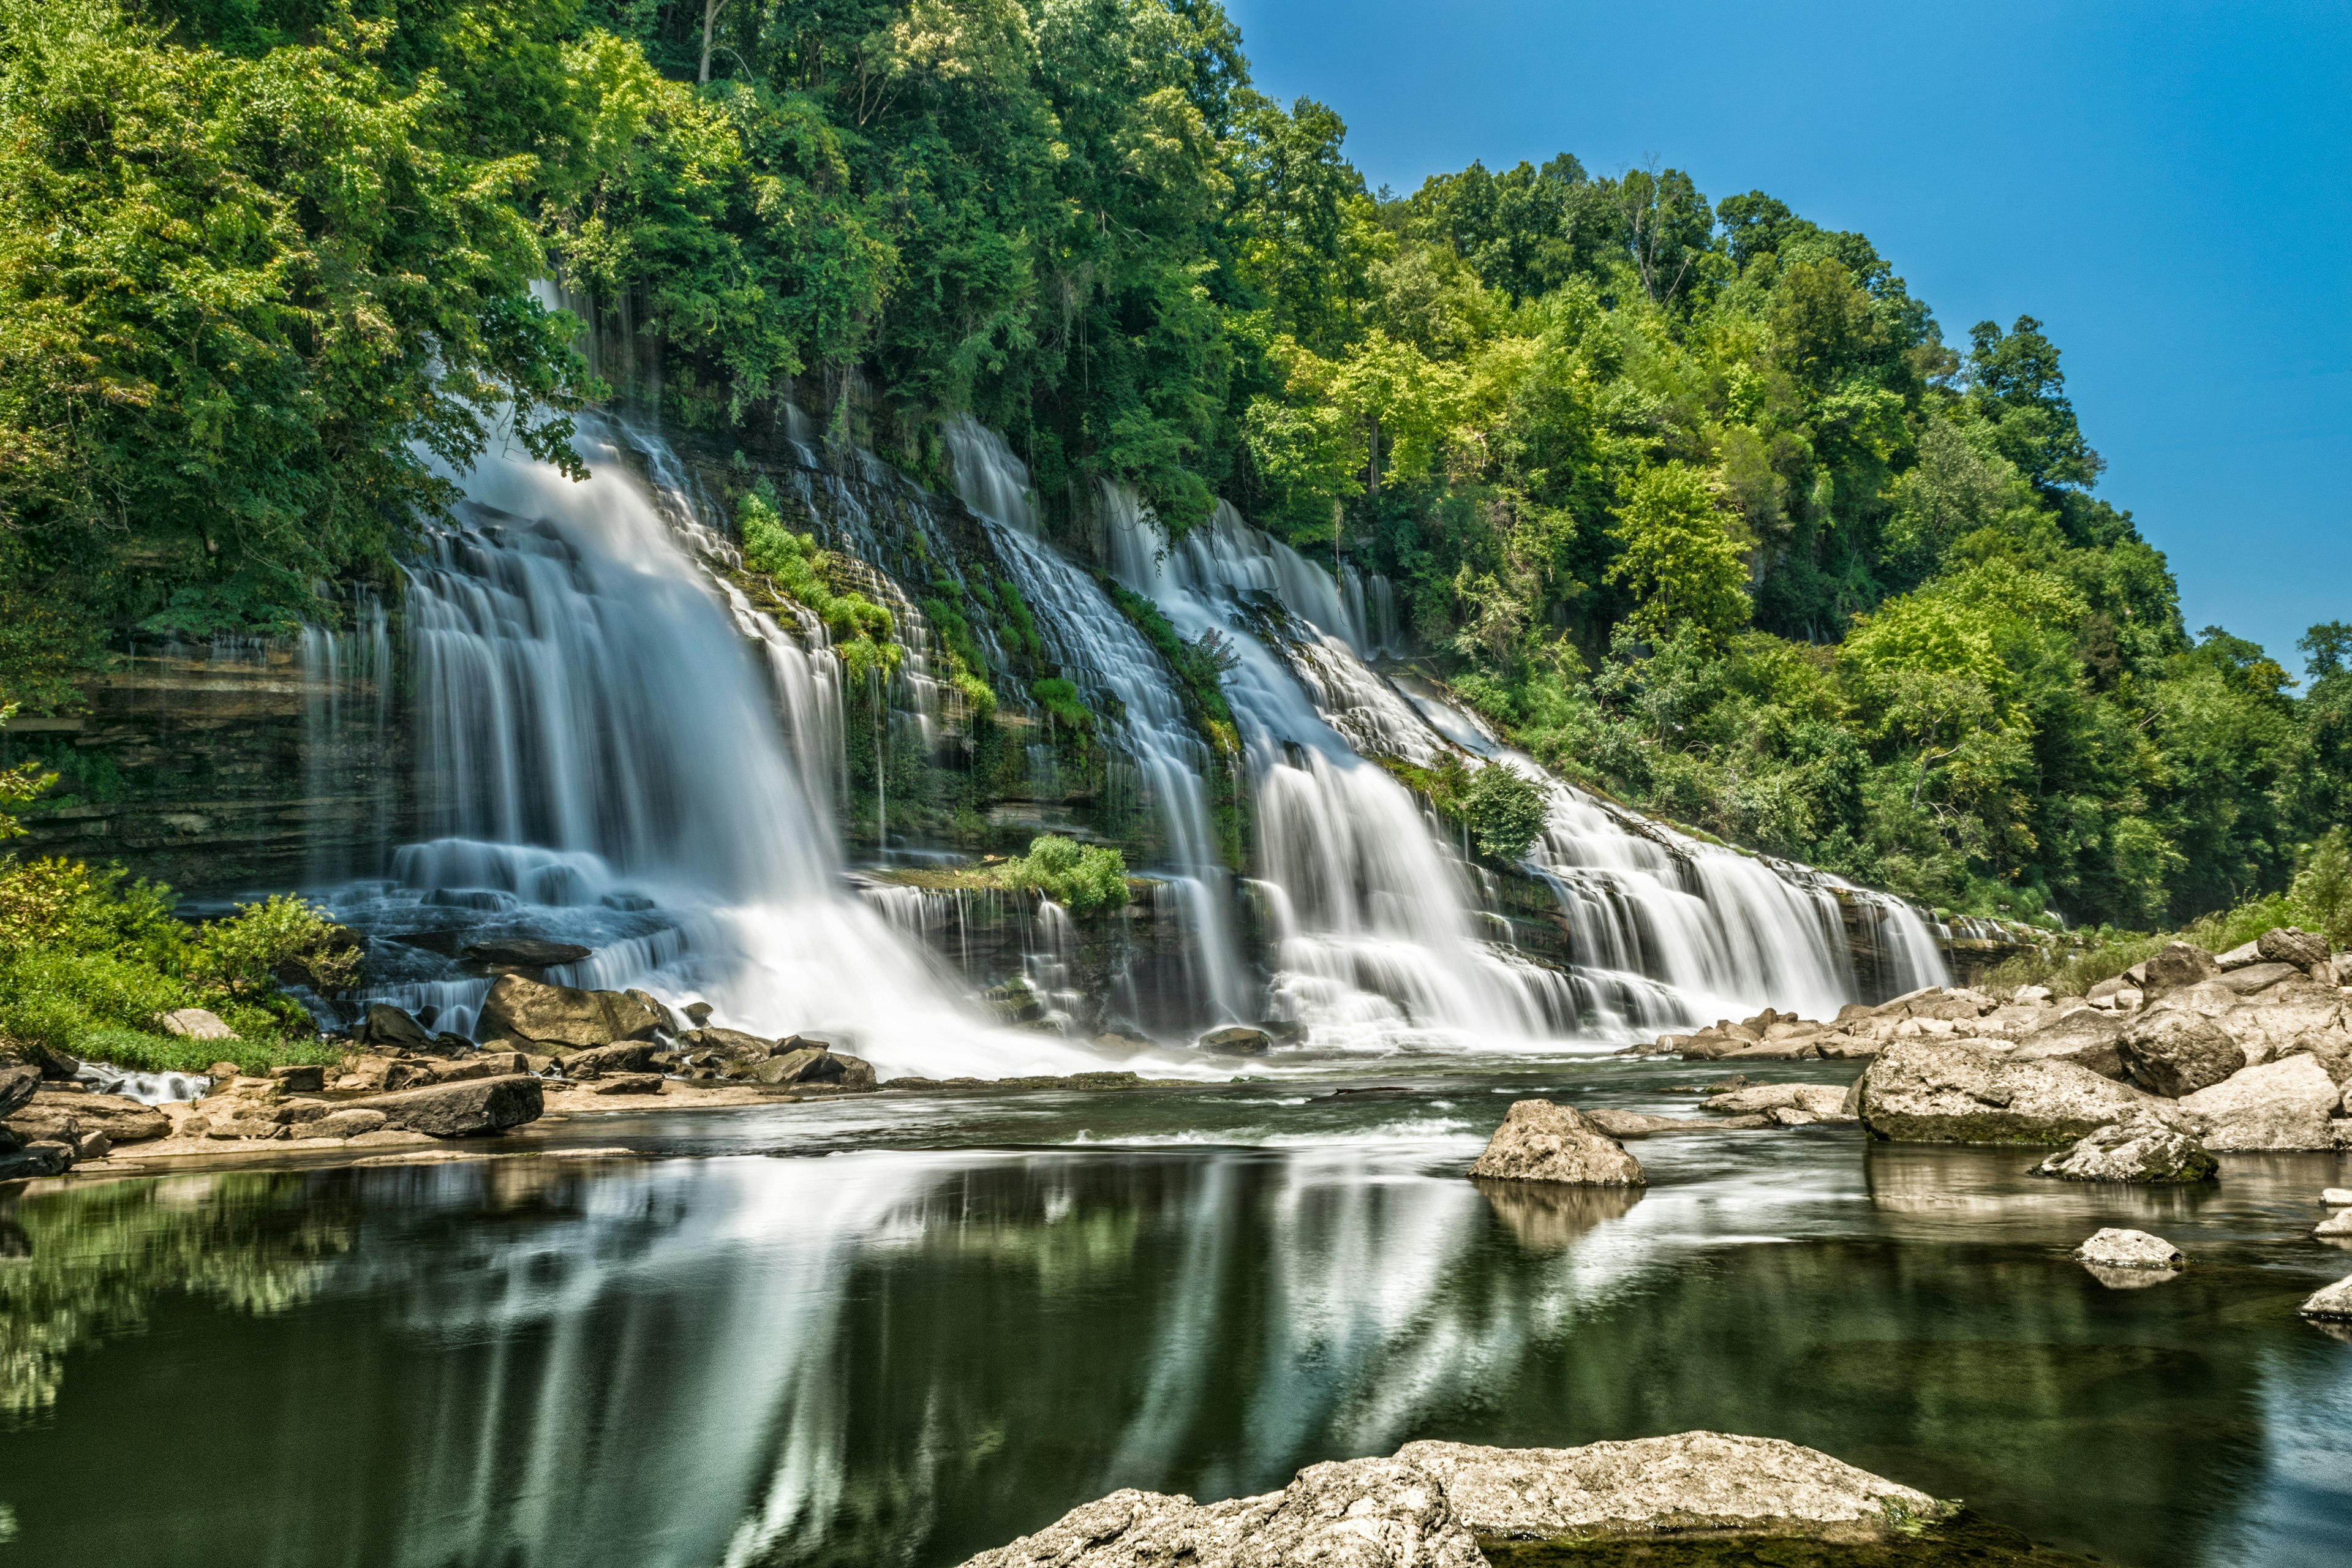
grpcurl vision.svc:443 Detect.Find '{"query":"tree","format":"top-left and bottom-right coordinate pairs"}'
top-left (1964, 315), bottom-right (2105, 496)
top-left (1605, 464), bottom-right (1751, 641)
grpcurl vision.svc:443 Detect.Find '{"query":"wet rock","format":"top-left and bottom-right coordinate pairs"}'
top-left (683, 1002), bottom-right (714, 1027)
top-left (2300, 1275), bottom-right (2352, 1321)
top-left (2076, 1227), bottom-right (2185, 1270)
top-left (1468, 1101), bottom-right (1645, 1186)
top-left (7, 1090), bottom-right (169, 1145)
top-left (2176, 1054), bottom-right (2343, 1150)
top-left (2031, 1107), bottom-right (2217, 1182)
top-left (478, 976), bottom-right (662, 1048)
top-left (269, 1065), bottom-right (326, 1094)
top-left (159, 1008), bottom-right (237, 1040)
top-left (0, 1140), bottom-right (73, 1179)
top-left (2139, 942), bottom-right (2220, 1000)
top-left (348, 1075), bottom-right (544, 1137)
top-left (624, 989), bottom-right (681, 1035)
top-left (581, 1073), bottom-right (665, 1096)
top-left (463, 937), bottom-right (595, 970)
top-left (1700, 1084), bottom-right (1851, 1119)
top-left (2258, 927), bottom-right (2331, 971)
top-left (1198, 1025), bottom-right (1273, 1055)
top-left (1857, 1039), bottom-right (2152, 1145)
top-left (559, 1042), bottom-right (660, 1079)
top-left (359, 1004), bottom-right (436, 1050)
top-left (2118, 1010), bottom-right (2242, 1097)
top-left (0, 1064), bottom-right (36, 1120)
top-left (2011, 1008), bottom-right (2128, 1078)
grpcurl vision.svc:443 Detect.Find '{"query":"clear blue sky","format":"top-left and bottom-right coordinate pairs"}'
top-left (1226, 0), bottom-right (2351, 677)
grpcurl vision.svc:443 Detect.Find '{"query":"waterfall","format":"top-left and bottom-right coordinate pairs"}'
top-left (942, 418), bottom-right (1250, 1026)
top-left (1106, 489), bottom-right (1948, 1047)
top-left (324, 412), bottom-right (1157, 1077)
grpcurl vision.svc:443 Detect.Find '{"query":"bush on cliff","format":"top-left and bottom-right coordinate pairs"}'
top-left (990, 835), bottom-right (1130, 916)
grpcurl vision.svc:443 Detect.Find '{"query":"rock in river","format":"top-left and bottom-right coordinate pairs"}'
top-left (464, 937), bottom-right (595, 969)
top-left (2031, 1107), bottom-right (2217, 1183)
top-left (1468, 1101), bottom-right (1645, 1186)
top-left (2176, 1054), bottom-right (2344, 1150)
top-left (2118, 1009), bottom-right (2242, 1098)
top-left (1857, 1039), bottom-right (2152, 1145)
top-left (479, 975), bottom-right (665, 1049)
top-left (2303, 1275), bottom-right (2352, 1321)
top-left (347, 1075), bottom-right (544, 1137)
top-left (2076, 1227), bottom-right (2185, 1270)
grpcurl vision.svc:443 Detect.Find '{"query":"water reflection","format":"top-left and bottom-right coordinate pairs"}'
top-left (0, 1130), bottom-right (2346, 1568)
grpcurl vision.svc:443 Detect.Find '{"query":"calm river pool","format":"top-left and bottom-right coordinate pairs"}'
top-left (2, 1061), bottom-right (2347, 1567)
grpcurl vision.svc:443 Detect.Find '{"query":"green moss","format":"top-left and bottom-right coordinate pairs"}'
top-left (737, 478), bottom-right (902, 673)
top-left (1030, 677), bottom-right (1092, 732)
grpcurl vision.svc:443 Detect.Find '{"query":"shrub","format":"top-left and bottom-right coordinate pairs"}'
top-left (1463, 762), bottom-right (1550, 861)
top-left (990, 834), bottom-right (1129, 914)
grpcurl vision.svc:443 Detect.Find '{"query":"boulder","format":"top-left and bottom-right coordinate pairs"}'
top-left (2176, 1054), bottom-right (2344, 1150)
top-left (2117, 1010), bottom-right (2242, 1097)
top-left (624, 989), bottom-right (680, 1035)
top-left (2324, 1187), bottom-right (2352, 1205)
top-left (1198, 1025), bottom-right (1273, 1055)
top-left (560, 1042), bottom-right (660, 1079)
top-left (2215, 940), bottom-right (2264, 970)
top-left (159, 1008), bottom-right (238, 1041)
top-left (1467, 1101), bottom-right (1646, 1186)
top-left (0, 1064), bottom-right (36, 1120)
top-left (2221, 989), bottom-right (2346, 1066)
top-left (358, 1004), bottom-right (436, 1050)
top-left (347, 1075), bottom-right (544, 1137)
top-left (581, 1073), bottom-right (665, 1096)
top-left (2076, 1227), bottom-right (2185, 1270)
top-left (0, 1140), bottom-right (72, 1180)
top-left (2010, 1009), bottom-right (2128, 1079)
top-left (2258, 927), bottom-right (2331, 971)
top-left (675, 1026), bottom-right (775, 1063)
top-left (74, 1131), bottom-right (111, 1161)
top-left (2315, 1210), bottom-right (2352, 1238)
top-left (683, 1001), bottom-right (714, 1027)
top-left (1856, 1040), bottom-right (2152, 1145)
top-left (1698, 1084), bottom-right (1851, 1120)
top-left (750, 1047), bottom-right (878, 1090)
top-left (1581, 1109), bottom-right (1740, 1137)
top-left (478, 976), bottom-right (663, 1048)
top-left (2301, 1275), bottom-right (2352, 1321)
top-left (2013, 985), bottom-right (2054, 1005)
top-left (2030, 1107), bottom-right (2217, 1183)
top-left (312, 1108), bottom-right (388, 1139)
top-left (2217, 961), bottom-right (2307, 997)
top-left (2139, 942), bottom-right (2220, 1000)
top-left (6, 1090), bottom-right (169, 1145)
top-left (269, 1065), bottom-right (326, 1094)
top-left (462, 937), bottom-right (595, 969)
top-left (2086, 976), bottom-right (2135, 1006)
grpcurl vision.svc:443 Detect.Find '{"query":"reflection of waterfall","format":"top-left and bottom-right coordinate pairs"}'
top-left (943, 418), bottom-right (1248, 1026)
top-left (322, 414), bottom-right (1152, 1078)
top-left (1107, 490), bottom-right (1947, 1044)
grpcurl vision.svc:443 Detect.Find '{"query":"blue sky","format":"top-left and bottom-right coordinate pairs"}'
top-left (1226, 0), bottom-right (2351, 676)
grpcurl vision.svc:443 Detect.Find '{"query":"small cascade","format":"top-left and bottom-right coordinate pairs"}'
top-left (316, 412), bottom-right (1153, 1078)
top-left (942, 418), bottom-right (1250, 1026)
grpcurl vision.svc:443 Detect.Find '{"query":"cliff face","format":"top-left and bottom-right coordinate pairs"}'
top-left (4, 639), bottom-right (405, 899)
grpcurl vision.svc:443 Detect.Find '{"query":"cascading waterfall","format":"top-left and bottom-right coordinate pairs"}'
top-left (320, 412), bottom-right (1156, 1077)
top-left (943, 418), bottom-right (1251, 1026)
top-left (1106, 486), bottom-right (1947, 1046)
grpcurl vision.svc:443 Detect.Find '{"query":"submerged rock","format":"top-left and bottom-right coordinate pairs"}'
top-left (2118, 1010), bottom-right (2242, 1097)
top-left (2030, 1107), bottom-right (2217, 1183)
top-left (1857, 1040), bottom-right (2151, 1145)
top-left (2176, 1054), bottom-right (2343, 1150)
top-left (1468, 1101), bottom-right (1645, 1186)
top-left (2076, 1227), bottom-right (2185, 1270)
top-left (956, 1432), bottom-right (1948, 1567)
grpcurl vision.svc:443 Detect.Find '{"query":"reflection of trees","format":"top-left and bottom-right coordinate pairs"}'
top-left (0, 1174), bottom-right (356, 1415)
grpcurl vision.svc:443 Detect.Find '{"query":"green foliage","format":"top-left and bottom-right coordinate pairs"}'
top-left (989, 834), bottom-right (1129, 915)
top-left (737, 480), bottom-right (900, 672)
top-left (2291, 827), bottom-right (2352, 950)
top-left (1461, 762), bottom-right (1549, 861)
top-left (1028, 677), bottom-right (1091, 732)
top-left (189, 893), bottom-right (360, 1003)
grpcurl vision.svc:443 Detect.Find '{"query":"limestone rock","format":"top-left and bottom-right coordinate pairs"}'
top-left (2118, 1010), bottom-right (2242, 1097)
top-left (1581, 1109), bottom-right (1727, 1137)
top-left (1401, 1433), bottom-right (1949, 1542)
top-left (2314, 1210), bottom-right (2352, 1237)
top-left (560, 1042), bottom-right (660, 1079)
top-left (2075, 1228), bottom-right (2185, 1270)
top-left (581, 1073), bottom-right (665, 1096)
top-left (2177, 1054), bottom-right (2343, 1150)
top-left (2258, 927), bottom-right (2331, 971)
top-left (270, 1065), bottom-right (326, 1093)
top-left (1468, 1101), bottom-right (1645, 1186)
top-left (675, 1026), bottom-right (775, 1062)
top-left (2010, 1008), bottom-right (2128, 1078)
top-left (358, 1004), bottom-right (436, 1050)
top-left (2301, 1275), bottom-right (2352, 1321)
top-left (2139, 942), bottom-right (2220, 1000)
top-left (1199, 1025), bottom-right (1274, 1055)
top-left (750, 1047), bottom-right (877, 1090)
top-left (0, 1064), bottom-right (36, 1120)
top-left (1698, 1084), bottom-right (1851, 1120)
top-left (7, 1090), bottom-right (169, 1145)
top-left (0, 1140), bottom-right (72, 1179)
top-left (312, 1108), bottom-right (388, 1139)
top-left (2013, 985), bottom-right (2054, 1004)
top-left (2217, 961), bottom-right (2307, 996)
top-left (1857, 1039), bottom-right (2152, 1145)
top-left (478, 976), bottom-right (663, 1048)
top-left (347, 1075), bottom-right (543, 1137)
top-left (959, 1488), bottom-right (1267, 1568)
top-left (462, 937), bottom-right (595, 969)
top-left (159, 1008), bottom-right (237, 1040)
top-left (2030, 1107), bottom-right (2217, 1182)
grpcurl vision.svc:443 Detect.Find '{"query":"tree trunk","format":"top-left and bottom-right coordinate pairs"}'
top-left (700, 0), bottom-right (724, 83)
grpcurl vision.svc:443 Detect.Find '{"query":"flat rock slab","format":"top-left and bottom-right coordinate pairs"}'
top-left (7, 1090), bottom-right (170, 1145)
top-left (1859, 1041), bottom-right (2152, 1145)
top-left (956, 1433), bottom-right (1948, 1567)
top-left (2176, 1054), bottom-right (2343, 1150)
top-left (349, 1075), bottom-right (544, 1137)
top-left (2075, 1227), bottom-right (2185, 1270)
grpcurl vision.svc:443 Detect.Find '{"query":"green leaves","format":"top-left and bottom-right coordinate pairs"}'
top-left (1604, 462), bottom-right (1751, 643)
